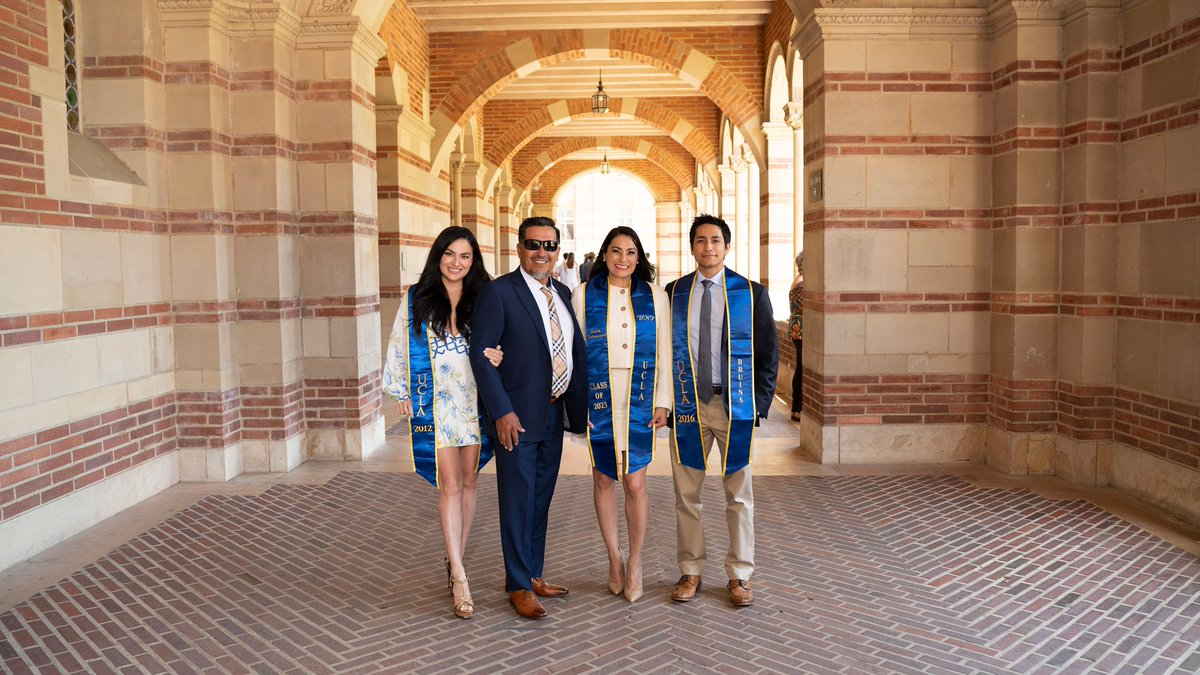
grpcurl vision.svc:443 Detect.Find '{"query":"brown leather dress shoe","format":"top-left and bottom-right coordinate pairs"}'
top-left (531, 577), bottom-right (569, 597)
top-left (509, 590), bottom-right (547, 619)
top-left (671, 575), bottom-right (701, 602)
top-left (728, 579), bottom-right (754, 606)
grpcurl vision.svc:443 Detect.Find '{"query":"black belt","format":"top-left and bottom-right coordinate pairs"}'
top-left (549, 395), bottom-right (561, 406)
top-left (711, 385), bottom-right (723, 395)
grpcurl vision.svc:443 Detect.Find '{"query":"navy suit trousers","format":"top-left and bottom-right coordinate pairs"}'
top-left (494, 400), bottom-right (564, 592)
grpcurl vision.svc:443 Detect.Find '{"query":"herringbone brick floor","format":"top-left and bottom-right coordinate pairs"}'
top-left (2, 468), bottom-right (1199, 674)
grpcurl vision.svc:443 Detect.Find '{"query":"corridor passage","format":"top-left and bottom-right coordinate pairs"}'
top-left (2, 405), bottom-right (1198, 674)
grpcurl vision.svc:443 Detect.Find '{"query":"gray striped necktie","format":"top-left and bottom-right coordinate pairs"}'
top-left (697, 279), bottom-right (713, 403)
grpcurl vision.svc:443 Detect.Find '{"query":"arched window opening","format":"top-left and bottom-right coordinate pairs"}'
top-left (554, 171), bottom-right (656, 263)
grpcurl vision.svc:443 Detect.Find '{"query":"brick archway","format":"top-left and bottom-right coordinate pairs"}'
top-left (487, 98), bottom-right (718, 169)
top-left (512, 136), bottom-right (694, 196)
top-left (428, 29), bottom-right (764, 169)
top-left (539, 161), bottom-right (680, 206)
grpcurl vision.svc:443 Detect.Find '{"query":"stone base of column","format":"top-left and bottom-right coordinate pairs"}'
top-left (1107, 442), bottom-right (1200, 526)
top-left (1053, 435), bottom-right (1106, 485)
top-left (806, 421), bottom-right (985, 465)
top-left (244, 435), bottom-right (306, 473)
top-left (306, 418), bottom-right (386, 462)
top-left (179, 443), bottom-right (244, 482)
top-left (984, 426), bottom-right (1054, 476)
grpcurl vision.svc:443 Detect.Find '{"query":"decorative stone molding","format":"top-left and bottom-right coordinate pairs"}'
top-left (813, 8), bottom-right (990, 37)
top-left (157, 0), bottom-right (302, 39)
top-left (315, 0), bottom-right (352, 12)
top-left (989, 0), bottom-right (1069, 34)
top-left (375, 104), bottom-right (404, 126)
top-left (297, 18), bottom-right (387, 63)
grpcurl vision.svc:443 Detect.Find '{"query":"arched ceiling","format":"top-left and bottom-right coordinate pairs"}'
top-left (412, 1), bottom-right (776, 181)
top-left (407, 1), bottom-right (775, 32)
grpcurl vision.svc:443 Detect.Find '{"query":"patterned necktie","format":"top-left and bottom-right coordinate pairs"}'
top-left (697, 279), bottom-right (714, 403)
top-left (541, 286), bottom-right (569, 399)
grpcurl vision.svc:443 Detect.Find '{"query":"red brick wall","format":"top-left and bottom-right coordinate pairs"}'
top-left (378, 0), bottom-right (429, 115)
top-left (764, 0), bottom-right (795, 57)
top-left (0, 0), bottom-right (48, 195)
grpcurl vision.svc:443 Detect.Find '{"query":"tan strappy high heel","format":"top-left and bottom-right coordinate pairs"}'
top-left (450, 575), bottom-right (474, 619)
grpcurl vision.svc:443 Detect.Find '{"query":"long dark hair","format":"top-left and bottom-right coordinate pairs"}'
top-left (593, 226), bottom-right (656, 284)
top-left (410, 226), bottom-right (491, 339)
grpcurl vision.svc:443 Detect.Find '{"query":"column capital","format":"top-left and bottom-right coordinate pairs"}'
top-left (375, 104), bottom-right (403, 126)
top-left (729, 156), bottom-right (748, 174)
top-left (785, 102), bottom-right (804, 131)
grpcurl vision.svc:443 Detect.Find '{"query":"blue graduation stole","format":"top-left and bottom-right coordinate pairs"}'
top-left (405, 292), bottom-right (493, 487)
top-left (585, 274), bottom-right (658, 481)
top-left (670, 268), bottom-right (756, 475)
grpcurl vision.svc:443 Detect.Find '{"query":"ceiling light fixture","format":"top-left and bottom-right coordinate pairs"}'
top-left (599, 153), bottom-right (610, 175)
top-left (591, 69), bottom-right (609, 114)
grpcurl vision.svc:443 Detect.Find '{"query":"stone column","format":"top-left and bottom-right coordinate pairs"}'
top-left (786, 101), bottom-right (804, 257)
top-left (792, 6), bottom-right (992, 466)
top-left (986, 1), bottom-right (1065, 476)
top-left (294, 17), bottom-right (387, 461)
top-left (762, 120), bottom-right (796, 316)
top-left (493, 182), bottom-right (516, 274)
top-left (654, 201), bottom-right (684, 281)
top-left (1051, 2), bottom-right (1121, 484)
top-left (159, 2), bottom-right (243, 482)
top-left (459, 159), bottom-right (493, 256)
top-left (228, 8), bottom-right (306, 474)
top-left (448, 150), bottom-right (463, 227)
top-left (530, 203), bottom-right (555, 220)
top-left (375, 103), bottom-right (404, 370)
top-left (731, 154), bottom-right (750, 275)
top-left (718, 162), bottom-right (736, 238)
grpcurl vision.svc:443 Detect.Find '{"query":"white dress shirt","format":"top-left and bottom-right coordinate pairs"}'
top-left (687, 268), bottom-right (725, 386)
top-left (520, 266), bottom-right (575, 384)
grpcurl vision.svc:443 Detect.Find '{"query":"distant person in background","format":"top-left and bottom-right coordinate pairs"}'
top-left (578, 252), bottom-right (595, 283)
top-left (790, 252), bottom-right (803, 421)
top-left (556, 252), bottom-right (581, 289)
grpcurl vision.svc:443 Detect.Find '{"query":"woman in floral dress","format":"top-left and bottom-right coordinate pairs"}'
top-left (383, 226), bottom-right (502, 619)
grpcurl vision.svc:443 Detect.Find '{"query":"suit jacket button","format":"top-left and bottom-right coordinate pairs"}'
top-left (622, 323), bottom-right (628, 328)
top-left (622, 343), bottom-right (628, 349)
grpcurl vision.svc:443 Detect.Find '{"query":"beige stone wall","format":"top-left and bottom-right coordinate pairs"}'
top-left (0, 1), bottom-right (396, 569)
top-left (796, 8), bottom-right (993, 463)
top-left (795, 0), bottom-right (1200, 523)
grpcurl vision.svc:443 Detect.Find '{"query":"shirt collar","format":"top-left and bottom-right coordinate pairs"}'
top-left (697, 268), bottom-right (725, 286)
top-left (519, 265), bottom-right (552, 292)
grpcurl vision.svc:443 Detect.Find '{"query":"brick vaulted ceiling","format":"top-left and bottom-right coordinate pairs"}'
top-left (409, 0), bottom-right (776, 193)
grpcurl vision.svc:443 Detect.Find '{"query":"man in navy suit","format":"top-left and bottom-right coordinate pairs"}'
top-left (469, 216), bottom-right (588, 620)
top-left (665, 214), bottom-right (778, 608)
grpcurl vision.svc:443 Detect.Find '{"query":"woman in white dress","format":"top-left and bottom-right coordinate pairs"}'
top-left (383, 226), bottom-right (502, 619)
top-left (556, 252), bottom-right (581, 289)
top-left (570, 227), bottom-right (672, 602)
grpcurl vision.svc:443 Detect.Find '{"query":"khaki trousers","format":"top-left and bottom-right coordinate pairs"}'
top-left (670, 395), bottom-right (754, 581)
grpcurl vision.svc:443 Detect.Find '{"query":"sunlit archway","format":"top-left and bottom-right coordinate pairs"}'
top-left (554, 170), bottom-right (657, 266)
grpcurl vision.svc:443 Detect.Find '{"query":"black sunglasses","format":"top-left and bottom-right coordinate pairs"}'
top-left (522, 239), bottom-right (560, 252)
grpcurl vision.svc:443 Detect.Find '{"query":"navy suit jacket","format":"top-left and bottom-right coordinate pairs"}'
top-left (469, 270), bottom-right (589, 442)
top-left (665, 270), bottom-right (779, 422)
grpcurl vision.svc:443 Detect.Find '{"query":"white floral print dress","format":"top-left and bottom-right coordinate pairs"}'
top-left (383, 292), bottom-right (483, 448)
